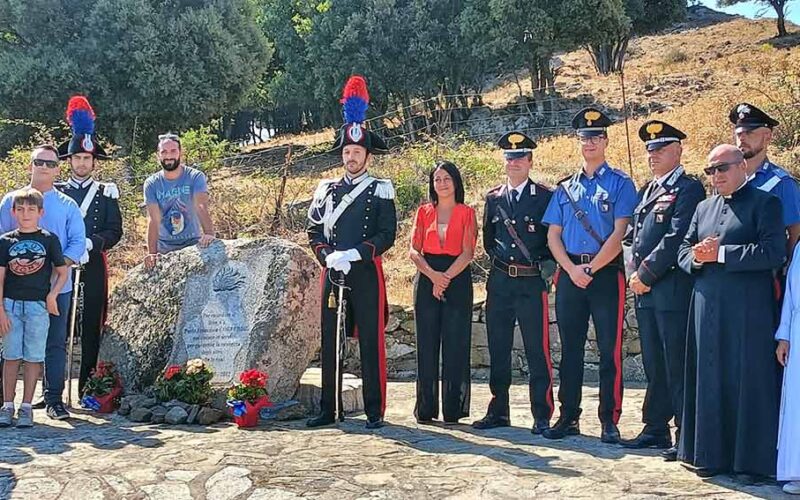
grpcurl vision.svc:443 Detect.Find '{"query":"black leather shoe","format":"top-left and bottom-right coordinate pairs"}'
top-left (306, 415), bottom-right (336, 428)
top-left (600, 422), bottom-right (621, 444)
top-left (620, 430), bottom-right (672, 449)
top-left (695, 467), bottom-right (721, 478)
top-left (542, 414), bottom-right (580, 440)
top-left (661, 446), bottom-right (678, 461)
top-left (365, 417), bottom-right (385, 429)
top-left (471, 415), bottom-right (510, 430)
top-left (531, 419), bottom-right (550, 435)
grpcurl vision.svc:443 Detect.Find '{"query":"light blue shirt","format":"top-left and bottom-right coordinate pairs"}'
top-left (0, 187), bottom-right (86, 294)
top-left (543, 163), bottom-right (637, 255)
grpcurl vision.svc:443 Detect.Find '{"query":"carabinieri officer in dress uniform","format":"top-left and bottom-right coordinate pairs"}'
top-left (306, 76), bottom-right (397, 429)
top-left (541, 107), bottom-right (637, 443)
top-left (472, 131), bottom-right (556, 435)
top-left (621, 121), bottom-right (705, 459)
top-left (56, 96), bottom-right (123, 396)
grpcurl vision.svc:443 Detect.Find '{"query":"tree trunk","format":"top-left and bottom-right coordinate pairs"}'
top-left (776, 8), bottom-right (787, 37)
top-left (588, 36), bottom-right (630, 75)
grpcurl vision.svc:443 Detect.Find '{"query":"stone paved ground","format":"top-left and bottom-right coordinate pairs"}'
top-left (0, 381), bottom-right (791, 499)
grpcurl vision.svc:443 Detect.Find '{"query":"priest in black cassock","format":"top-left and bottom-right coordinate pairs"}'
top-left (677, 144), bottom-right (784, 480)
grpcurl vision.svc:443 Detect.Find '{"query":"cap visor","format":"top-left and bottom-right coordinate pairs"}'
top-left (577, 130), bottom-right (606, 138)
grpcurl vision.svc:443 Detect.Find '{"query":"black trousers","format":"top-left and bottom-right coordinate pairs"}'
top-left (413, 255), bottom-right (472, 422)
top-left (78, 252), bottom-right (109, 395)
top-left (637, 307), bottom-right (688, 435)
top-left (485, 268), bottom-right (554, 421)
top-left (554, 265), bottom-right (625, 424)
top-left (319, 260), bottom-right (387, 420)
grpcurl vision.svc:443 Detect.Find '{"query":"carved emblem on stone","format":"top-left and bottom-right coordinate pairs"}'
top-left (212, 266), bottom-right (246, 292)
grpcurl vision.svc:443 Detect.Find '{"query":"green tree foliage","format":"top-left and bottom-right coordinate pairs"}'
top-left (718, 0), bottom-right (795, 37)
top-left (587, 0), bottom-right (686, 75)
top-left (0, 0), bottom-right (271, 154)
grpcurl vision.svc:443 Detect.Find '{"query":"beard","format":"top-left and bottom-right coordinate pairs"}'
top-left (741, 147), bottom-right (760, 160)
top-left (161, 159), bottom-right (180, 171)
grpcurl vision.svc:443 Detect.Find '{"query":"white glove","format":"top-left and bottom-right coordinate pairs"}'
top-left (79, 250), bottom-right (90, 265)
top-left (331, 260), bottom-right (352, 275)
top-left (325, 251), bottom-right (346, 269)
top-left (85, 238), bottom-right (94, 253)
top-left (342, 249), bottom-right (361, 263)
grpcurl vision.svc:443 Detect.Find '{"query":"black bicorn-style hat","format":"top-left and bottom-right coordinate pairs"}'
top-left (497, 131), bottom-right (537, 153)
top-left (572, 107), bottom-right (614, 137)
top-left (729, 102), bottom-right (779, 132)
top-left (638, 120), bottom-right (687, 151)
top-left (331, 75), bottom-right (389, 155)
top-left (56, 96), bottom-right (110, 160)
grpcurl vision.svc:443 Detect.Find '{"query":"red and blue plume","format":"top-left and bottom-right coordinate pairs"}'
top-left (65, 95), bottom-right (96, 136)
top-left (340, 75), bottom-right (369, 125)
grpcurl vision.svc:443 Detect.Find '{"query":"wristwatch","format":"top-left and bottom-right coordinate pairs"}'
top-left (583, 267), bottom-right (593, 277)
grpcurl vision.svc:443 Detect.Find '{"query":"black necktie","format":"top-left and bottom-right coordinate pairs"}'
top-left (510, 189), bottom-right (519, 212)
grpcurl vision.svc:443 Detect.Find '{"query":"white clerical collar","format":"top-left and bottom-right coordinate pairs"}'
top-left (506, 179), bottom-right (528, 198)
top-left (68, 177), bottom-right (94, 189)
top-left (345, 172), bottom-right (368, 185)
top-left (723, 179), bottom-right (748, 199)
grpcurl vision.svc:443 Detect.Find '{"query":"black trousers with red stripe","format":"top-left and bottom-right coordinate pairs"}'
top-left (78, 252), bottom-right (109, 395)
top-left (485, 269), bottom-right (554, 421)
top-left (554, 265), bottom-right (625, 424)
top-left (319, 260), bottom-right (387, 421)
top-left (413, 255), bottom-right (472, 422)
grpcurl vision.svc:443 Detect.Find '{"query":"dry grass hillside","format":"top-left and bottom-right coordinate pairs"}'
top-left (18, 10), bottom-right (794, 305)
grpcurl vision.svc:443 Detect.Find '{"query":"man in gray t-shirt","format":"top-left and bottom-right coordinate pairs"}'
top-left (143, 133), bottom-right (215, 269)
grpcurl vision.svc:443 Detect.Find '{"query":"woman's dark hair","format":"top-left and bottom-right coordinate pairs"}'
top-left (429, 161), bottom-right (465, 205)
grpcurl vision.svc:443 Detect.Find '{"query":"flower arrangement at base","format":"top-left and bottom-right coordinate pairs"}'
top-left (80, 361), bottom-right (123, 413)
top-left (226, 369), bottom-right (272, 428)
top-left (154, 358), bottom-right (214, 405)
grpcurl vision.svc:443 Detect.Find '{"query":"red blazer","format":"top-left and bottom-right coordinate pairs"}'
top-left (411, 203), bottom-right (477, 256)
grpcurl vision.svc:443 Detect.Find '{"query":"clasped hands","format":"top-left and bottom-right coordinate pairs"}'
top-left (325, 249), bottom-right (361, 275)
top-left (692, 236), bottom-right (720, 264)
top-left (628, 271), bottom-right (651, 295)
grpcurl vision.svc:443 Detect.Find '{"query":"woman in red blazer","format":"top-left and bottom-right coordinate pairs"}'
top-left (409, 161), bottom-right (477, 424)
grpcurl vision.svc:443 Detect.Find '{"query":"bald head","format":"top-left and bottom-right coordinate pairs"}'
top-left (706, 144), bottom-right (747, 196)
top-left (708, 144), bottom-right (744, 165)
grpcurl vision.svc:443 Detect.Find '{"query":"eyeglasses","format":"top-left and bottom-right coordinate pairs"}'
top-left (578, 136), bottom-right (604, 145)
top-left (32, 159), bottom-right (59, 169)
top-left (158, 133), bottom-right (180, 141)
top-left (703, 161), bottom-right (739, 176)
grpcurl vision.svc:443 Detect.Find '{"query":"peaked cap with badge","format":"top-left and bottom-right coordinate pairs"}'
top-left (729, 102), bottom-right (779, 133)
top-left (572, 107), bottom-right (614, 137)
top-left (638, 120), bottom-right (687, 151)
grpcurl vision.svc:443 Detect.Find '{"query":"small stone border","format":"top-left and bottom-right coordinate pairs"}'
top-left (118, 395), bottom-right (225, 425)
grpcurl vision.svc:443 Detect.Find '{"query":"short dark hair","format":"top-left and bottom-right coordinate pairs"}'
top-left (429, 161), bottom-right (465, 205)
top-left (157, 133), bottom-right (181, 151)
top-left (12, 187), bottom-right (44, 210)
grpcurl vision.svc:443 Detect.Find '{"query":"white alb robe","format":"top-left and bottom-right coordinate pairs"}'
top-left (776, 244), bottom-right (800, 481)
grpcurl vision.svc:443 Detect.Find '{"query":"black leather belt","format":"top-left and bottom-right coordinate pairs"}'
top-left (492, 258), bottom-right (541, 277)
top-left (567, 253), bottom-right (623, 268)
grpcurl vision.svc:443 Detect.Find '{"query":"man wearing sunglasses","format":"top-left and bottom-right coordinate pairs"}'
top-left (143, 133), bottom-right (215, 270)
top-left (621, 121), bottom-right (705, 460)
top-left (677, 144), bottom-right (784, 480)
top-left (0, 144), bottom-right (86, 420)
top-left (542, 107), bottom-right (637, 444)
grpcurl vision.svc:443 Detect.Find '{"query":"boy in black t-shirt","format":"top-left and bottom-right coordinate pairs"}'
top-left (0, 188), bottom-right (68, 428)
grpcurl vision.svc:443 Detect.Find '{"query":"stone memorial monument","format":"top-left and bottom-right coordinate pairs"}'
top-left (99, 238), bottom-right (321, 401)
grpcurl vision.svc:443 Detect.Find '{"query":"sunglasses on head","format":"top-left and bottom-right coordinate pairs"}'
top-left (703, 161), bottom-right (738, 176)
top-left (32, 159), bottom-right (59, 169)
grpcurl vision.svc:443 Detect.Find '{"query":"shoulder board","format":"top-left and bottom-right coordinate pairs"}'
top-left (101, 182), bottom-right (120, 199)
top-left (373, 179), bottom-right (395, 200)
top-left (532, 181), bottom-right (553, 194)
top-left (486, 184), bottom-right (504, 197)
top-left (610, 167), bottom-right (631, 179)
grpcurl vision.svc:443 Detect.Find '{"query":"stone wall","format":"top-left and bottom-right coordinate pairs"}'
top-left (340, 292), bottom-right (645, 383)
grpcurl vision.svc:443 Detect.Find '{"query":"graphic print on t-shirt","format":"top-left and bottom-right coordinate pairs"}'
top-left (163, 197), bottom-right (189, 237)
top-left (7, 239), bottom-right (46, 276)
